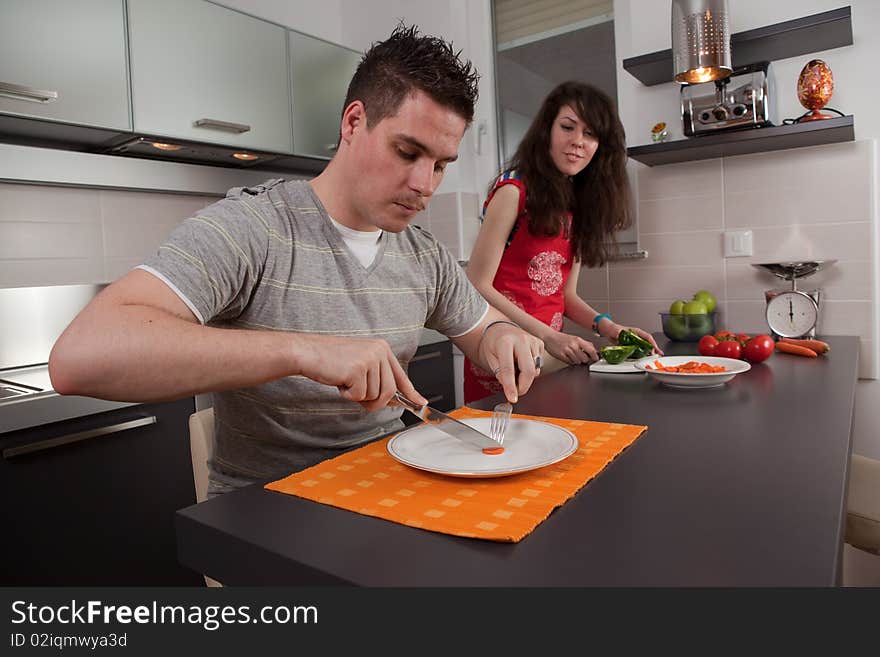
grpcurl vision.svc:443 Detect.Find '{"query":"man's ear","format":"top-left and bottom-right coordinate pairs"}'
top-left (339, 100), bottom-right (367, 143)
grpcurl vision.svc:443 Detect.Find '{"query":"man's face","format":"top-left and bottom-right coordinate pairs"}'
top-left (340, 90), bottom-right (466, 232)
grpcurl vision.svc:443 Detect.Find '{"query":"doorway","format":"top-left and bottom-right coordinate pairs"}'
top-left (492, 0), bottom-right (617, 165)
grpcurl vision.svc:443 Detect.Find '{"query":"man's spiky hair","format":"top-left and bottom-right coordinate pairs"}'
top-left (342, 22), bottom-right (480, 126)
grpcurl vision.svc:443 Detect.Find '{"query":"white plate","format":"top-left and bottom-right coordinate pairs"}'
top-left (590, 358), bottom-right (644, 373)
top-left (633, 355), bottom-right (750, 388)
top-left (387, 417), bottom-right (578, 478)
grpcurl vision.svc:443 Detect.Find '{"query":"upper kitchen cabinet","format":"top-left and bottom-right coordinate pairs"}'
top-left (0, 0), bottom-right (130, 130)
top-left (127, 0), bottom-right (292, 154)
top-left (289, 31), bottom-right (360, 160)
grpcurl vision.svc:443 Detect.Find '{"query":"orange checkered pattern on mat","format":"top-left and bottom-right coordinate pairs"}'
top-left (265, 408), bottom-right (647, 542)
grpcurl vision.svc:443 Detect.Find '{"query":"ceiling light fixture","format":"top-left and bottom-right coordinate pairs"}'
top-left (151, 142), bottom-right (183, 151)
top-left (671, 0), bottom-right (732, 84)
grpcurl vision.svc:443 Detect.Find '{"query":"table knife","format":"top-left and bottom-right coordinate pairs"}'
top-left (393, 391), bottom-right (500, 450)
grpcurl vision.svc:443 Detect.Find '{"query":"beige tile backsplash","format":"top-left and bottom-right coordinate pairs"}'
top-left (423, 191), bottom-right (460, 256)
top-left (0, 220), bottom-right (103, 260)
top-left (626, 230), bottom-right (724, 267)
top-left (722, 141), bottom-right (871, 192)
top-left (0, 183), bottom-right (476, 283)
top-left (0, 184), bottom-right (101, 222)
top-left (609, 264), bottom-right (725, 301)
top-left (726, 260), bottom-right (872, 301)
top-left (0, 258), bottom-right (105, 289)
top-left (638, 194), bottom-right (724, 233)
top-left (0, 182), bottom-right (219, 288)
top-left (725, 184), bottom-right (870, 227)
top-left (636, 158), bottom-right (722, 200)
top-left (576, 262), bottom-right (609, 301)
top-left (417, 190), bottom-right (480, 261)
top-left (579, 139), bottom-right (878, 379)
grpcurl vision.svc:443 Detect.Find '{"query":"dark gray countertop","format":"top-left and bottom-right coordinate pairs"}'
top-left (176, 335), bottom-right (859, 586)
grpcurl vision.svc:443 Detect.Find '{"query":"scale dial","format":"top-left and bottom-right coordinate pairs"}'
top-left (766, 290), bottom-right (819, 338)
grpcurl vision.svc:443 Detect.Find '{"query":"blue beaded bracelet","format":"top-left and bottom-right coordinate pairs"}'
top-left (592, 313), bottom-right (612, 335)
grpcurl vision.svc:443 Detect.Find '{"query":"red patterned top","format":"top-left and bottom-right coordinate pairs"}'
top-left (464, 172), bottom-right (573, 402)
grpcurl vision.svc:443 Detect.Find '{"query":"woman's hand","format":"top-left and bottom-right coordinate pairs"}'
top-left (543, 331), bottom-right (598, 365)
top-left (605, 323), bottom-right (664, 355)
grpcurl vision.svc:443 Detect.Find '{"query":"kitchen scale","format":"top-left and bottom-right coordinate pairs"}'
top-left (752, 260), bottom-right (836, 338)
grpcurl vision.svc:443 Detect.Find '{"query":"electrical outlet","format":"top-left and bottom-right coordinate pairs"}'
top-left (723, 230), bottom-right (753, 257)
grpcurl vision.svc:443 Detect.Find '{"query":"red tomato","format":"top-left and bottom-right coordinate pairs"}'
top-left (736, 333), bottom-right (751, 347)
top-left (714, 330), bottom-right (735, 341)
top-left (714, 340), bottom-right (742, 359)
top-left (743, 334), bottom-right (774, 363)
top-left (698, 335), bottom-right (719, 356)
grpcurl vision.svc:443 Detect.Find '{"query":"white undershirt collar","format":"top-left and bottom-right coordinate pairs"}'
top-left (328, 215), bottom-right (382, 268)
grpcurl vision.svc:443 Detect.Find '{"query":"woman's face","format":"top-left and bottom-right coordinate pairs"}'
top-left (548, 103), bottom-right (598, 177)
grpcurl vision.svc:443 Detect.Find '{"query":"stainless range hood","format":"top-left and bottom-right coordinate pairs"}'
top-left (105, 135), bottom-right (326, 173)
top-left (0, 113), bottom-right (328, 174)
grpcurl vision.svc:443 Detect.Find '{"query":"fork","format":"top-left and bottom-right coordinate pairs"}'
top-left (489, 402), bottom-right (513, 445)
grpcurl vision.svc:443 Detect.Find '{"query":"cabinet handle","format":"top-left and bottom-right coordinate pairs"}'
top-left (409, 350), bottom-right (442, 364)
top-left (3, 416), bottom-right (158, 459)
top-left (325, 143), bottom-right (338, 152)
top-left (192, 118), bottom-right (251, 134)
top-left (0, 81), bottom-right (58, 104)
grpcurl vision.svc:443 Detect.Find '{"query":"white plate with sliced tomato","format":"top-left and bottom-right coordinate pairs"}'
top-left (633, 355), bottom-right (750, 388)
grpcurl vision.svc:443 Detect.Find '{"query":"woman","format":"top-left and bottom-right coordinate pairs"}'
top-left (464, 81), bottom-right (660, 401)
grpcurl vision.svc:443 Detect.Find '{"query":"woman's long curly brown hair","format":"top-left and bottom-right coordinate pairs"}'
top-left (503, 81), bottom-right (632, 267)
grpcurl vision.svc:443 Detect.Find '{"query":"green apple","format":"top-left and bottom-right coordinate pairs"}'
top-left (682, 299), bottom-right (708, 315)
top-left (664, 315), bottom-right (689, 341)
top-left (692, 290), bottom-right (717, 313)
top-left (669, 299), bottom-right (686, 315)
top-left (686, 313), bottom-right (713, 338)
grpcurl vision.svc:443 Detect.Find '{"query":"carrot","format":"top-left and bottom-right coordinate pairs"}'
top-left (775, 341), bottom-right (818, 357)
top-left (646, 360), bottom-right (727, 373)
top-left (779, 337), bottom-right (830, 354)
top-left (482, 447), bottom-right (505, 455)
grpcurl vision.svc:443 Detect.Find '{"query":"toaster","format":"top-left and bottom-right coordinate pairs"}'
top-left (681, 61), bottom-right (776, 136)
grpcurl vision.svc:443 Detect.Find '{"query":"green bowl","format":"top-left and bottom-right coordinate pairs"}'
top-left (659, 312), bottom-right (716, 342)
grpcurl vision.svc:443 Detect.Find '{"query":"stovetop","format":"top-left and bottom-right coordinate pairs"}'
top-left (0, 364), bottom-right (53, 400)
top-left (0, 363), bottom-right (136, 435)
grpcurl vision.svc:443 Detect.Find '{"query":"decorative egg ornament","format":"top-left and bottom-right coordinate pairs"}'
top-left (797, 59), bottom-right (835, 121)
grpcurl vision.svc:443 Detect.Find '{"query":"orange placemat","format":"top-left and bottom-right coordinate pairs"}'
top-left (265, 408), bottom-right (647, 542)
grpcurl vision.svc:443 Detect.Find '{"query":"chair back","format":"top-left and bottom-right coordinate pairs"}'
top-left (846, 454), bottom-right (880, 554)
top-left (188, 408), bottom-right (215, 504)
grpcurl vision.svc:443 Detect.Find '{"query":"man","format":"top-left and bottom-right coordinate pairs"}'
top-left (49, 24), bottom-right (543, 495)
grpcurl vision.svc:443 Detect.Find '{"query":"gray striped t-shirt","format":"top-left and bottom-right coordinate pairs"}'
top-left (141, 179), bottom-right (487, 493)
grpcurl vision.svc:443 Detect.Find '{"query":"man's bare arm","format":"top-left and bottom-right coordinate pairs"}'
top-left (48, 269), bottom-right (424, 409)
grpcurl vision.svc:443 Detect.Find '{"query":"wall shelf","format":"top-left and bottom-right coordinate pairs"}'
top-left (622, 6), bottom-right (853, 86)
top-left (627, 115), bottom-right (854, 167)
